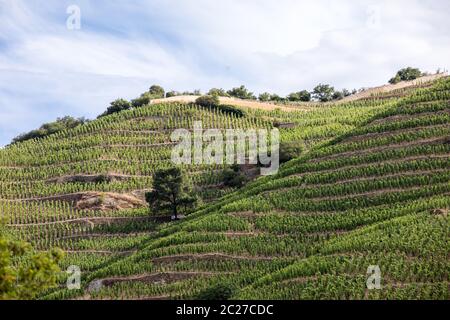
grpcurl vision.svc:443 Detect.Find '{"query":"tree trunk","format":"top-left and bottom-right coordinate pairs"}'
top-left (173, 204), bottom-right (178, 220)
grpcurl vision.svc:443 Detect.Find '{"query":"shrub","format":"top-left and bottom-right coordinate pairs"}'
top-left (258, 92), bottom-right (271, 102)
top-left (196, 283), bottom-right (235, 300)
top-left (288, 90), bottom-right (311, 102)
top-left (216, 105), bottom-right (246, 117)
top-left (227, 85), bottom-right (256, 100)
top-left (208, 88), bottom-right (230, 97)
top-left (11, 116), bottom-right (88, 145)
top-left (222, 165), bottom-right (247, 188)
top-left (166, 91), bottom-right (180, 98)
top-left (131, 92), bottom-right (154, 108)
top-left (269, 94), bottom-right (285, 102)
top-left (279, 141), bottom-right (305, 163)
top-left (98, 98), bottom-right (132, 118)
top-left (332, 91), bottom-right (345, 101)
top-left (149, 85), bottom-right (165, 98)
top-left (195, 95), bottom-right (220, 108)
top-left (389, 67), bottom-right (423, 84)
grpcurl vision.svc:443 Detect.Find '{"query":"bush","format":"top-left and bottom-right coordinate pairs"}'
top-left (195, 95), bottom-right (220, 108)
top-left (131, 92), bottom-right (154, 108)
top-left (222, 164), bottom-right (247, 188)
top-left (98, 99), bottom-right (132, 118)
top-left (196, 283), bottom-right (235, 300)
top-left (288, 90), bottom-right (311, 102)
top-left (227, 85), bottom-right (256, 100)
top-left (258, 92), bottom-right (271, 102)
top-left (279, 141), bottom-right (304, 163)
top-left (269, 94), bottom-right (285, 102)
top-left (389, 67), bottom-right (423, 84)
top-left (11, 116), bottom-right (88, 145)
top-left (166, 91), bottom-right (180, 98)
top-left (332, 91), bottom-right (345, 101)
top-left (149, 84), bottom-right (165, 98)
top-left (208, 88), bottom-right (230, 97)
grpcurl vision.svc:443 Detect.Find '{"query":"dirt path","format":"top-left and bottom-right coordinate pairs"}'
top-left (151, 74), bottom-right (448, 110)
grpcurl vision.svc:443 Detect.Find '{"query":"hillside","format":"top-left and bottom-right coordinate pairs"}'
top-left (1, 77), bottom-right (449, 300)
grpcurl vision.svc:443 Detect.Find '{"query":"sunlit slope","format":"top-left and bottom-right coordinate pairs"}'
top-left (0, 89), bottom-right (398, 301)
top-left (61, 78), bottom-right (450, 300)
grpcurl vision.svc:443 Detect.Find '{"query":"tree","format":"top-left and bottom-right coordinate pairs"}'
top-left (222, 164), bottom-right (247, 188)
top-left (149, 85), bottom-right (165, 98)
top-left (288, 90), bottom-right (311, 102)
top-left (332, 91), bottom-right (345, 101)
top-left (195, 95), bottom-right (220, 108)
top-left (227, 85), bottom-right (255, 100)
top-left (131, 92), bottom-right (154, 108)
top-left (0, 224), bottom-right (63, 299)
top-left (208, 88), bottom-right (230, 97)
top-left (166, 91), bottom-right (180, 98)
top-left (269, 94), bottom-right (285, 102)
top-left (145, 167), bottom-right (197, 220)
top-left (98, 98), bottom-right (132, 118)
top-left (312, 84), bottom-right (335, 102)
top-left (389, 67), bottom-right (423, 84)
top-left (258, 92), bottom-right (271, 102)
top-left (11, 116), bottom-right (88, 145)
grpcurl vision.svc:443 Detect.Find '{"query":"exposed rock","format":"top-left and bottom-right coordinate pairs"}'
top-left (274, 122), bottom-right (297, 129)
top-left (87, 280), bottom-right (104, 293)
top-left (430, 209), bottom-right (448, 217)
top-left (74, 192), bottom-right (146, 211)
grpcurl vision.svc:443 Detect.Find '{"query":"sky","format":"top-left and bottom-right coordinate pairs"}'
top-left (0, 0), bottom-right (449, 147)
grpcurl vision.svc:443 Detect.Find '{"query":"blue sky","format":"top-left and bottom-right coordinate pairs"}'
top-left (0, 0), bottom-right (449, 147)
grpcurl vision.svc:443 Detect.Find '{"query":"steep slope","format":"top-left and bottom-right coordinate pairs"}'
top-left (37, 77), bottom-right (450, 300)
top-left (1, 77), bottom-right (448, 300)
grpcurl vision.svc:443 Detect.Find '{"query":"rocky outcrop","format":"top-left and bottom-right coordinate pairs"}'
top-left (74, 192), bottom-right (146, 211)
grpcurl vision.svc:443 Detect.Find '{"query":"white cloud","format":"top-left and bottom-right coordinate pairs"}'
top-left (0, 0), bottom-right (449, 146)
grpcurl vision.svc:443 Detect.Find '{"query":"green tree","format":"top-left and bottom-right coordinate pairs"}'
top-left (0, 225), bottom-right (63, 299)
top-left (222, 164), bottom-right (247, 188)
top-left (145, 167), bottom-right (197, 220)
top-left (149, 85), bottom-right (165, 98)
top-left (208, 88), bottom-right (230, 97)
top-left (196, 283), bottom-right (235, 300)
top-left (227, 85), bottom-right (255, 100)
top-left (98, 98), bottom-right (132, 118)
top-left (131, 92), bottom-right (154, 108)
top-left (258, 92), bottom-right (271, 102)
top-left (288, 90), bottom-right (311, 102)
top-left (195, 95), bottom-right (220, 108)
top-left (389, 67), bottom-right (423, 84)
top-left (11, 116), bottom-right (88, 145)
top-left (312, 84), bottom-right (335, 102)
top-left (166, 91), bottom-right (180, 98)
top-left (332, 91), bottom-right (345, 100)
top-left (269, 94), bottom-right (285, 102)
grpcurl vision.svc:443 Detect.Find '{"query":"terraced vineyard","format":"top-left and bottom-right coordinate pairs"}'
top-left (1, 77), bottom-right (449, 300)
